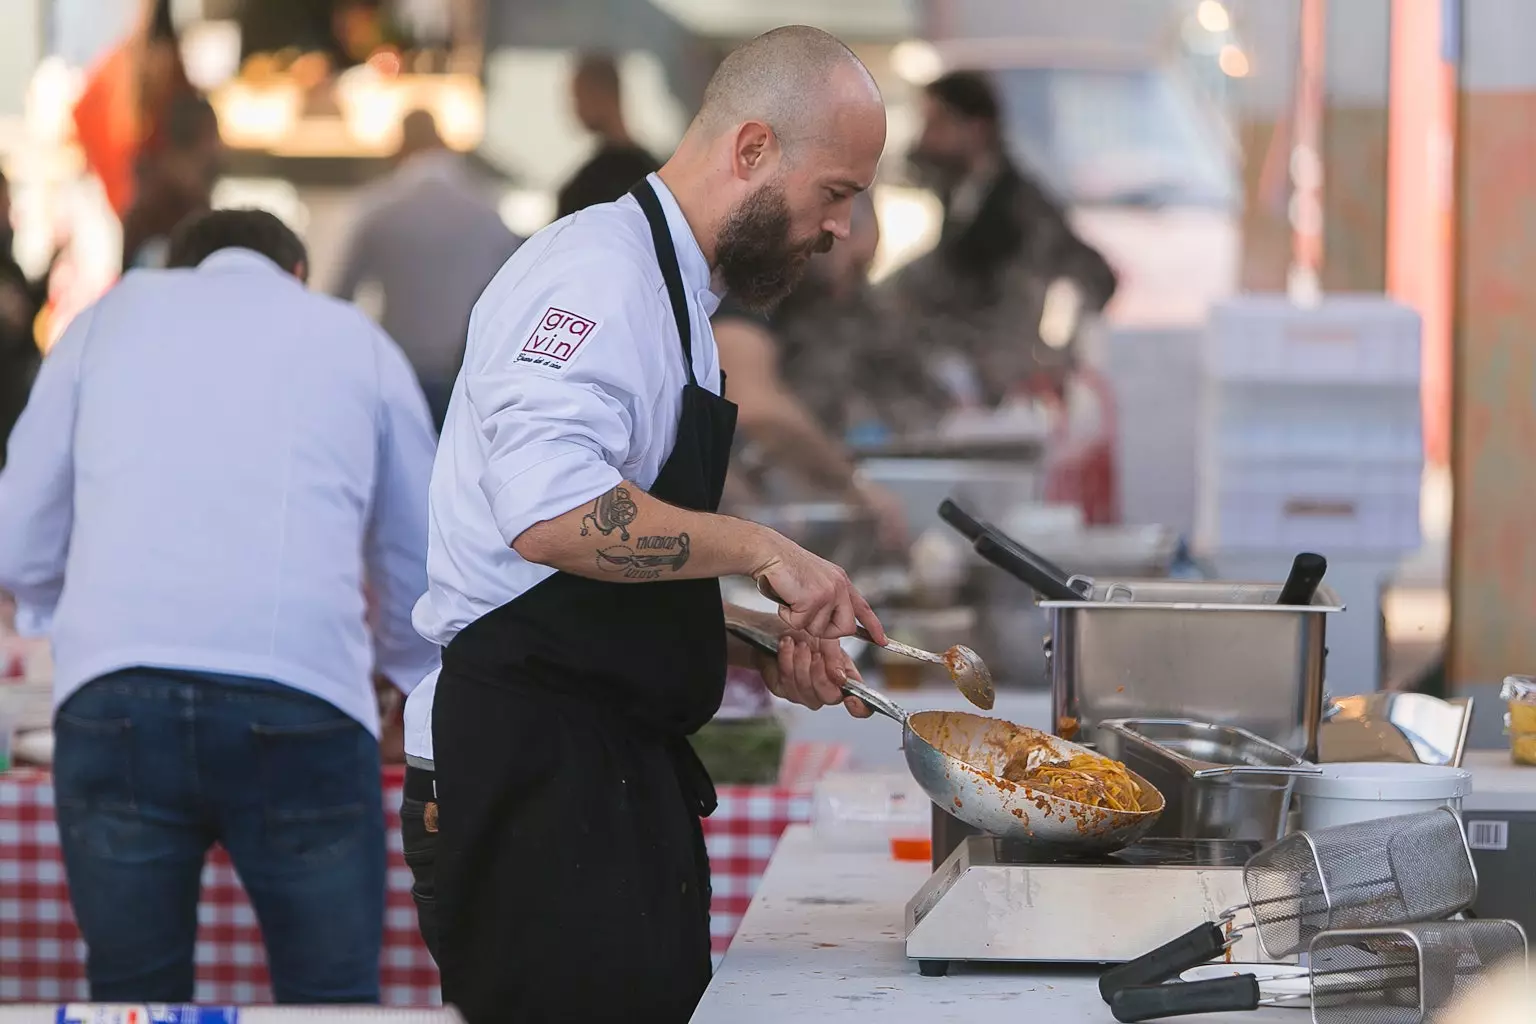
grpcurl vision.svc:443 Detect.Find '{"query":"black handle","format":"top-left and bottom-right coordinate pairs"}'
top-left (1098, 922), bottom-right (1229, 1002)
top-left (1275, 552), bottom-right (1328, 606)
top-left (1111, 977), bottom-right (1262, 1022)
top-left (938, 497), bottom-right (988, 540)
top-left (973, 535), bottom-right (1081, 602)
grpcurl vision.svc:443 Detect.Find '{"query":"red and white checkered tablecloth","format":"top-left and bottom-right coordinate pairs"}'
top-left (0, 741), bottom-right (846, 1006)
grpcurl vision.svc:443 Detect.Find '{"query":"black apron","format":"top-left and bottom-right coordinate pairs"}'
top-left (431, 180), bottom-right (738, 1024)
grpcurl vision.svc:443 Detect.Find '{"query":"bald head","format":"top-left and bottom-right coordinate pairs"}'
top-left (694, 26), bottom-right (881, 155)
top-left (660, 27), bottom-right (886, 310)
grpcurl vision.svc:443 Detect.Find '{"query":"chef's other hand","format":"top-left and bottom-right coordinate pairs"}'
top-left (753, 542), bottom-right (886, 645)
top-left (754, 632), bottom-right (873, 717)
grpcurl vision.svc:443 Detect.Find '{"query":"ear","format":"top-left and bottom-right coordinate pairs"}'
top-left (293, 260), bottom-right (309, 284)
top-left (729, 120), bottom-right (778, 181)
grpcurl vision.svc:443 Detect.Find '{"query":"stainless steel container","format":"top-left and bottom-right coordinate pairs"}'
top-left (1042, 580), bottom-right (1343, 757)
top-left (1097, 719), bottom-right (1319, 841)
top-left (972, 526), bottom-right (1179, 690)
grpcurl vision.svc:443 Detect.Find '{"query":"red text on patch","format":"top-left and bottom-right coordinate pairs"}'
top-left (518, 307), bottom-right (598, 368)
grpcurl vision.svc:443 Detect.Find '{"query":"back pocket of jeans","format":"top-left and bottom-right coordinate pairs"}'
top-left (53, 714), bottom-right (135, 811)
top-left (252, 717), bottom-right (369, 862)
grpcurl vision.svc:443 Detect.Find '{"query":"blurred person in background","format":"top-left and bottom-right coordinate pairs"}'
top-left (0, 170), bottom-right (46, 470)
top-left (120, 93), bottom-right (222, 271)
top-left (554, 52), bottom-right (661, 219)
top-left (0, 209), bottom-right (438, 1004)
top-left (713, 190), bottom-right (933, 547)
top-left (896, 70), bottom-right (1117, 406)
top-left (334, 109), bottom-right (523, 430)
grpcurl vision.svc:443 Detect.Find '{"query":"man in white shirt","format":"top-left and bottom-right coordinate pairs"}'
top-left (0, 208), bottom-right (439, 1004)
top-left (408, 26), bottom-right (887, 1024)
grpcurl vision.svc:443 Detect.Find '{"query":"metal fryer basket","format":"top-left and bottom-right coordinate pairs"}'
top-left (1244, 807), bottom-right (1480, 958)
top-left (1309, 919), bottom-right (1529, 1022)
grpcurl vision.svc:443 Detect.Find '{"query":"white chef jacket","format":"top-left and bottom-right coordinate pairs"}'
top-left (0, 248), bottom-right (440, 734)
top-left (404, 174), bottom-right (723, 764)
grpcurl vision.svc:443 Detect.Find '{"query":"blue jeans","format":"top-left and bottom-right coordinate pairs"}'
top-left (53, 667), bottom-right (385, 1003)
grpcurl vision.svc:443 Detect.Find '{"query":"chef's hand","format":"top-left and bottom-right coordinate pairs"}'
top-left (753, 632), bottom-right (873, 718)
top-left (752, 542), bottom-right (886, 645)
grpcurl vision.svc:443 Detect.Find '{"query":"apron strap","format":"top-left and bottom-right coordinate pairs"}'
top-left (667, 736), bottom-right (719, 818)
top-left (630, 178), bottom-right (698, 388)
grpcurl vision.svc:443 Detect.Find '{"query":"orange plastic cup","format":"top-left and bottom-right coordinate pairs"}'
top-left (890, 836), bottom-right (932, 862)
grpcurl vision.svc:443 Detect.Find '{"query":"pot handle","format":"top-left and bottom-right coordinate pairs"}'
top-left (1189, 764), bottom-right (1323, 779)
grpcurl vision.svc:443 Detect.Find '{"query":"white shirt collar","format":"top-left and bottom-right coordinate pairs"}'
top-left (196, 248), bottom-right (295, 279)
top-left (642, 173), bottom-right (721, 318)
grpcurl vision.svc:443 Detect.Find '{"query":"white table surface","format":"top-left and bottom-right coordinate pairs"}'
top-left (1463, 748), bottom-right (1536, 812)
top-left (691, 825), bottom-right (1292, 1024)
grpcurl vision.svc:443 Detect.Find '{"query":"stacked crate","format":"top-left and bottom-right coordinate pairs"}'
top-left (1197, 295), bottom-right (1423, 556)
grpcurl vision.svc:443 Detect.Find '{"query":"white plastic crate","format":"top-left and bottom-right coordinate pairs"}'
top-left (1205, 383), bottom-right (1422, 461)
top-left (1205, 295), bottom-right (1421, 385)
top-left (1198, 455), bottom-right (1422, 553)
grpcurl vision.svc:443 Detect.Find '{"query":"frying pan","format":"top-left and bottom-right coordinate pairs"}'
top-left (725, 618), bottom-right (1165, 853)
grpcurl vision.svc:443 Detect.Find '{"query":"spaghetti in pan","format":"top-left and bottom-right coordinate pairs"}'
top-left (1002, 751), bottom-right (1146, 812)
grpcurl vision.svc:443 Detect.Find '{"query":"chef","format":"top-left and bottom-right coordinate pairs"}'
top-left (406, 26), bottom-right (889, 1024)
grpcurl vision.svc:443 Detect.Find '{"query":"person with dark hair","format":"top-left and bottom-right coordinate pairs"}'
top-left (333, 109), bottom-right (522, 430)
top-left (711, 190), bottom-right (920, 545)
top-left (897, 69), bottom-right (1117, 404)
top-left (0, 205), bottom-right (438, 1004)
top-left (166, 206), bottom-right (308, 275)
top-left (554, 51), bottom-right (661, 218)
top-left (121, 92), bottom-right (223, 271)
top-left (0, 169), bottom-right (45, 470)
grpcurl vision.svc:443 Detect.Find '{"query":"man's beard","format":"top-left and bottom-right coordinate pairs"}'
top-left (0, 227), bottom-right (13, 259)
top-left (714, 180), bottom-right (832, 313)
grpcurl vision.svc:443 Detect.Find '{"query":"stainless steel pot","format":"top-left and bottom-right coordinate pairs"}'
top-left (1097, 719), bottom-right (1320, 842)
top-left (1042, 579), bottom-right (1343, 758)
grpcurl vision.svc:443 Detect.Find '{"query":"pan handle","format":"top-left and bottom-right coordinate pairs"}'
top-left (1098, 922), bottom-right (1229, 1002)
top-left (841, 678), bottom-right (907, 725)
top-left (725, 619), bottom-right (782, 657)
top-left (727, 620), bottom-right (907, 725)
top-left (1110, 977), bottom-right (1262, 1023)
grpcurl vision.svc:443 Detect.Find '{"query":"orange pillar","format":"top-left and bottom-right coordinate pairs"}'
top-left (1387, 0), bottom-right (1457, 469)
top-left (1448, 0), bottom-right (1536, 688)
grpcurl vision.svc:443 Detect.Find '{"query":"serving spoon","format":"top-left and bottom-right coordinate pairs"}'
top-left (751, 578), bottom-right (996, 711)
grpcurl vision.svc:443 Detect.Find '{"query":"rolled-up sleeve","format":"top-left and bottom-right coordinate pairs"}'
top-left (464, 250), bottom-right (662, 547)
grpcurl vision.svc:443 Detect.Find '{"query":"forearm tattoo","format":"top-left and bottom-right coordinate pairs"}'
top-left (579, 485), bottom-right (691, 579)
top-left (597, 533), bottom-right (692, 579)
top-left (580, 485), bottom-right (638, 541)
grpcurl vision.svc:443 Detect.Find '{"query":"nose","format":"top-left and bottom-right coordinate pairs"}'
top-left (823, 214), bottom-right (852, 242)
